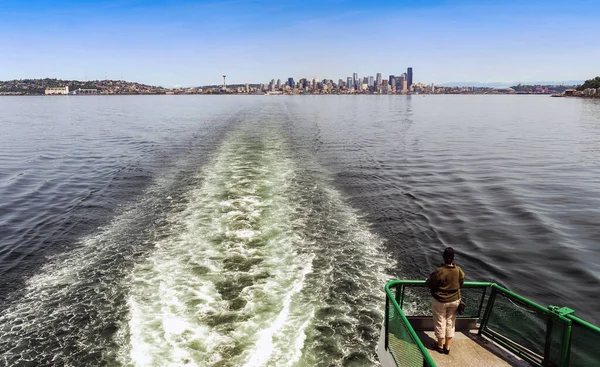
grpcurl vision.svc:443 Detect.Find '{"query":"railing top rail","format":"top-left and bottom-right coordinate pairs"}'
top-left (567, 314), bottom-right (600, 333)
top-left (385, 279), bottom-right (494, 289)
top-left (490, 283), bottom-right (561, 318)
top-left (386, 280), bottom-right (568, 319)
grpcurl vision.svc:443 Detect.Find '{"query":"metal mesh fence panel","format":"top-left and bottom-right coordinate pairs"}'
top-left (387, 297), bottom-right (431, 367)
top-left (569, 319), bottom-right (600, 367)
top-left (398, 285), bottom-right (487, 319)
top-left (459, 286), bottom-right (488, 318)
top-left (400, 286), bottom-right (431, 317)
top-left (484, 291), bottom-right (547, 364)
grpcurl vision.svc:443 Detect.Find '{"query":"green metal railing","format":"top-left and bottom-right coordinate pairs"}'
top-left (384, 280), bottom-right (600, 367)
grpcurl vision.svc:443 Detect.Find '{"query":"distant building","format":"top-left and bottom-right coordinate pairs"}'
top-left (347, 77), bottom-right (353, 90)
top-left (376, 73), bottom-right (382, 87)
top-left (71, 88), bottom-right (98, 95)
top-left (407, 67), bottom-right (413, 88)
top-left (45, 86), bottom-right (69, 95)
top-left (399, 74), bottom-right (407, 93)
top-left (494, 87), bottom-right (515, 94)
top-left (288, 78), bottom-right (295, 88)
top-left (353, 72), bottom-right (359, 89)
top-left (368, 76), bottom-right (374, 87)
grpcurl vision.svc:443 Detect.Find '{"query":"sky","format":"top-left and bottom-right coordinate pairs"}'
top-left (0, 0), bottom-right (599, 87)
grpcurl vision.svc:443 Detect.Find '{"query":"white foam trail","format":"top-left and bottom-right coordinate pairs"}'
top-left (117, 124), bottom-right (318, 366)
top-left (242, 259), bottom-right (313, 367)
top-left (0, 168), bottom-right (184, 366)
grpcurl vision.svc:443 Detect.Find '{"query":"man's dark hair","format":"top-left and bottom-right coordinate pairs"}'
top-left (443, 247), bottom-right (455, 264)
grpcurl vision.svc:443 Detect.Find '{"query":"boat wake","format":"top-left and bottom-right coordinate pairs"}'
top-left (0, 106), bottom-right (390, 366)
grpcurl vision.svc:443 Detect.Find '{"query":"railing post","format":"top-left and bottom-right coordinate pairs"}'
top-left (477, 286), bottom-right (487, 319)
top-left (561, 321), bottom-right (572, 367)
top-left (478, 285), bottom-right (497, 336)
top-left (396, 284), bottom-right (405, 310)
top-left (385, 291), bottom-right (390, 351)
top-left (547, 306), bottom-right (574, 367)
top-left (546, 306), bottom-right (574, 367)
top-left (543, 316), bottom-right (554, 366)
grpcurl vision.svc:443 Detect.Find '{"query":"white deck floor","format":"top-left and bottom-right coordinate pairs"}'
top-left (416, 330), bottom-right (530, 367)
top-left (377, 325), bottom-right (531, 367)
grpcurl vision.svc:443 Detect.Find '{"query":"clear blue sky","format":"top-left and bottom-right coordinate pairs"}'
top-left (1, 0), bottom-right (598, 86)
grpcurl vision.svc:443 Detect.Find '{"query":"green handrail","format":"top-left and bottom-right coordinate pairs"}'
top-left (567, 314), bottom-right (600, 334)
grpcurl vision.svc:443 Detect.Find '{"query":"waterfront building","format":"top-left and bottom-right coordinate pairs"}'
top-left (276, 79), bottom-right (281, 89)
top-left (347, 77), bottom-right (353, 90)
top-left (382, 80), bottom-right (390, 93)
top-left (376, 73), bottom-right (382, 87)
top-left (368, 76), bottom-right (374, 87)
top-left (45, 86), bottom-right (69, 95)
top-left (71, 88), bottom-right (98, 95)
top-left (407, 67), bottom-right (413, 88)
top-left (353, 73), bottom-right (359, 89)
top-left (288, 78), bottom-right (295, 88)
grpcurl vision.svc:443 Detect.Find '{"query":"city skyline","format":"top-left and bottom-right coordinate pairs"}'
top-left (1, 0), bottom-right (599, 87)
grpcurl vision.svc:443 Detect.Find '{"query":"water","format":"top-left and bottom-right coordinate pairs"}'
top-left (0, 95), bottom-right (599, 366)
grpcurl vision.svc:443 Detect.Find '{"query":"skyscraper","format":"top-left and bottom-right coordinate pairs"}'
top-left (400, 73), bottom-right (408, 93)
top-left (376, 73), bottom-right (382, 87)
top-left (347, 77), bottom-right (353, 89)
top-left (368, 76), bottom-right (374, 87)
top-left (288, 77), bottom-right (295, 88)
top-left (353, 73), bottom-right (359, 89)
top-left (407, 67), bottom-right (413, 88)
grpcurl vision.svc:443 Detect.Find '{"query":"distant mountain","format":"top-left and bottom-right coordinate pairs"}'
top-left (439, 80), bottom-right (584, 88)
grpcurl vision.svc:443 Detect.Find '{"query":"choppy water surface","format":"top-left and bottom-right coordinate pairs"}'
top-left (0, 95), bottom-right (599, 366)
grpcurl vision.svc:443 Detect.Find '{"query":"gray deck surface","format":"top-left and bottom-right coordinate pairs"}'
top-left (416, 330), bottom-right (531, 367)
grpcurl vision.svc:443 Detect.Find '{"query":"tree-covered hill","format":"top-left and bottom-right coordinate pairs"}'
top-left (577, 76), bottom-right (600, 91)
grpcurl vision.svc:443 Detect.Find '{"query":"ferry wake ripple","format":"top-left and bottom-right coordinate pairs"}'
top-left (115, 118), bottom-right (390, 366)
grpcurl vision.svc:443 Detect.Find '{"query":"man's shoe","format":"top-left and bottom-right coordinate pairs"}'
top-left (430, 343), bottom-right (443, 353)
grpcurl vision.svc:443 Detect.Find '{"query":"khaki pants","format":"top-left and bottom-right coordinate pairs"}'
top-left (432, 298), bottom-right (461, 339)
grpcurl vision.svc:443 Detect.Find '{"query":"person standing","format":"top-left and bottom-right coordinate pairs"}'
top-left (426, 247), bottom-right (465, 355)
